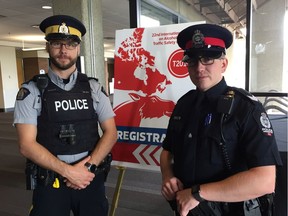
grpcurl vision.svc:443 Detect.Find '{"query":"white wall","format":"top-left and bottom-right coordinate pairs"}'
top-left (0, 46), bottom-right (19, 110)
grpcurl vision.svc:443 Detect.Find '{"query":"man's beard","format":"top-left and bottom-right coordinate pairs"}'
top-left (50, 55), bottom-right (78, 70)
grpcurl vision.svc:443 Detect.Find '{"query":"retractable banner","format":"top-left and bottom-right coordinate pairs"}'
top-left (112, 22), bottom-right (204, 170)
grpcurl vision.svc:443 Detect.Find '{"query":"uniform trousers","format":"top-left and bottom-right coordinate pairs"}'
top-left (29, 172), bottom-right (108, 216)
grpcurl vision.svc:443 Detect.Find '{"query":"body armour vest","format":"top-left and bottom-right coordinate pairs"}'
top-left (36, 73), bottom-right (100, 155)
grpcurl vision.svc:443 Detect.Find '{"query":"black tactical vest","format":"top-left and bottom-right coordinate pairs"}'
top-left (36, 73), bottom-right (100, 155)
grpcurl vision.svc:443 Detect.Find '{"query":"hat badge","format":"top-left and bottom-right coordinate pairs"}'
top-left (58, 22), bottom-right (69, 34)
top-left (192, 30), bottom-right (205, 48)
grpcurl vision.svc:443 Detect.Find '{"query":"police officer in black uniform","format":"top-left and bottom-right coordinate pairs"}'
top-left (14, 15), bottom-right (117, 216)
top-left (160, 24), bottom-right (282, 216)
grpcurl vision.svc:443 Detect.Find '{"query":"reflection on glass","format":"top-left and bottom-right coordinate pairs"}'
top-left (139, 0), bottom-right (178, 27)
top-left (140, 15), bottom-right (160, 27)
top-left (251, 0), bottom-right (287, 93)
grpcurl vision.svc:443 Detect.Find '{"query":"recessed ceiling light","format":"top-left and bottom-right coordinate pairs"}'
top-left (42, 5), bottom-right (52, 9)
top-left (12, 35), bottom-right (45, 42)
top-left (22, 47), bottom-right (46, 51)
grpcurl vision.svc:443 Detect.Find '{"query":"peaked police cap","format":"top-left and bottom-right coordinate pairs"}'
top-left (177, 23), bottom-right (233, 56)
top-left (39, 15), bottom-right (86, 43)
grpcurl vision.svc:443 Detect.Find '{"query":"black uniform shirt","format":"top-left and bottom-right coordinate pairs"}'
top-left (162, 78), bottom-right (282, 188)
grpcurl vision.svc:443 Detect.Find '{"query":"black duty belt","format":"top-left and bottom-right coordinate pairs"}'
top-left (25, 153), bottom-right (112, 190)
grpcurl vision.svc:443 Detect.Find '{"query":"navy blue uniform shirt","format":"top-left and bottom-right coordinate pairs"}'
top-left (162, 78), bottom-right (282, 188)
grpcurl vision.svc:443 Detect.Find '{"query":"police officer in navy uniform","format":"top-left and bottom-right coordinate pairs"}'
top-left (14, 15), bottom-right (117, 216)
top-left (160, 24), bottom-right (282, 216)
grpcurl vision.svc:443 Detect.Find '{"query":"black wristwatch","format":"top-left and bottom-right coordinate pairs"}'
top-left (84, 162), bottom-right (98, 173)
top-left (191, 184), bottom-right (205, 202)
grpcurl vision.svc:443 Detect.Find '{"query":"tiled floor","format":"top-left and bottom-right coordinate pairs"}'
top-left (0, 112), bottom-right (173, 216)
top-left (1, 111), bottom-right (286, 216)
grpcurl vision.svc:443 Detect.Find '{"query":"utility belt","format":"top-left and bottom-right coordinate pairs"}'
top-left (170, 194), bottom-right (274, 216)
top-left (25, 153), bottom-right (112, 190)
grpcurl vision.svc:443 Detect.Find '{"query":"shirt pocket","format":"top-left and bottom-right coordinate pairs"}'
top-left (210, 137), bottom-right (225, 166)
top-left (201, 124), bottom-right (224, 166)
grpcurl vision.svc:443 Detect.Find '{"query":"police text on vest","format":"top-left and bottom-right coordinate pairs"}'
top-left (55, 99), bottom-right (89, 111)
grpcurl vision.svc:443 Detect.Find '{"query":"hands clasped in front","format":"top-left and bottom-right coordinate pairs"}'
top-left (161, 177), bottom-right (200, 216)
top-left (63, 156), bottom-right (95, 190)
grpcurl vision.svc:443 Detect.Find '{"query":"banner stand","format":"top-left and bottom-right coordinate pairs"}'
top-left (109, 166), bottom-right (126, 216)
top-left (113, 22), bottom-right (203, 167)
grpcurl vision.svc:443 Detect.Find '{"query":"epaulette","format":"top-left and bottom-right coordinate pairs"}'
top-left (87, 77), bottom-right (108, 97)
top-left (22, 79), bottom-right (32, 85)
top-left (22, 74), bottom-right (48, 84)
top-left (88, 77), bottom-right (99, 82)
top-left (18, 74), bottom-right (49, 100)
top-left (22, 75), bottom-right (40, 85)
top-left (228, 87), bottom-right (260, 104)
top-left (22, 74), bottom-right (49, 89)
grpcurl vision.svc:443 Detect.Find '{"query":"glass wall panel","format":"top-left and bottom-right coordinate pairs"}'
top-left (137, 0), bottom-right (247, 88)
top-left (250, 0), bottom-right (287, 93)
top-left (132, 0), bottom-right (287, 95)
top-left (139, 0), bottom-right (178, 27)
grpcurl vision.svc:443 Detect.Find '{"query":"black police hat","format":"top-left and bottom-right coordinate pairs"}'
top-left (177, 23), bottom-right (233, 56)
top-left (39, 15), bottom-right (86, 43)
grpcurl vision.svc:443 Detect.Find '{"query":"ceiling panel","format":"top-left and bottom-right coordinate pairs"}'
top-left (0, 0), bottom-right (130, 54)
top-left (0, 0), bottom-right (270, 54)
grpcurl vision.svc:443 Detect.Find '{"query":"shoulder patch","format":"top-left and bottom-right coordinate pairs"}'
top-left (259, 112), bottom-right (274, 136)
top-left (87, 77), bottom-right (108, 96)
top-left (16, 87), bottom-right (30, 100)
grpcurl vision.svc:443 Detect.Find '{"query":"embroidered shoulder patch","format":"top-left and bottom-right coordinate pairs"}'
top-left (259, 112), bottom-right (274, 136)
top-left (16, 88), bottom-right (30, 100)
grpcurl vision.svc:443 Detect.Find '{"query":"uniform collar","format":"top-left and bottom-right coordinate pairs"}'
top-left (48, 68), bottom-right (78, 89)
top-left (198, 78), bottom-right (227, 103)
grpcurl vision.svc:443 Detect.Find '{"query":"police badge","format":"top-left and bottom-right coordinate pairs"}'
top-left (58, 22), bottom-right (69, 34)
top-left (192, 30), bottom-right (205, 48)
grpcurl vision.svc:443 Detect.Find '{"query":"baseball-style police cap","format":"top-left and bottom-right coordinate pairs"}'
top-left (177, 23), bottom-right (233, 58)
top-left (39, 15), bottom-right (86, 43)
